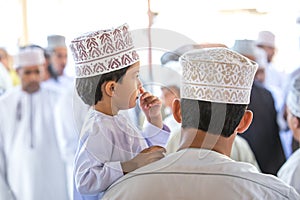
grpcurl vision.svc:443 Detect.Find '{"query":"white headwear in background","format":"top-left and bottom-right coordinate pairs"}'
top-left (232, 39), bottom-right (255, 57)
top-left (47, 35), bottom-right (67, 51)
top-left (232, 39), bottom-right (267, 68)
top-left (180, 47), bottom-right (258, 104)
top-left (14, 47), bottom-right (45, 69)
top-left (286, 74), bottom-right (300, 118)
top-left (69, 23), bottom-right (139, 78)
top-left (255, 31), bottom-right (275, 48)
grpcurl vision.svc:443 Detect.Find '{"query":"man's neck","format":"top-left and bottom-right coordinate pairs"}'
top-left (178, 128), bottom-right (236, 157)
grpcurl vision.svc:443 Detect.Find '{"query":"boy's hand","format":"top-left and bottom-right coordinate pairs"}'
top-left (121, 146), bottom-right (166, 174)
top-left (139, 88), bottom-right (163, 128)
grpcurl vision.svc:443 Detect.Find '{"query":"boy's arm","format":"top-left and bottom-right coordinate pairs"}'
top-left (142, 122), bottom-right (170, 147)
top-left (74, 132), bottom-right (166, 195)
top-left (74, 130), bottom-right (124, 195)
top-left (121, 145), bottom-right (166, 174)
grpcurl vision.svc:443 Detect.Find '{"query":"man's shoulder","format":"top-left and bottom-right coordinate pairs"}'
top-left (104, 150), bottom-right (298, 199)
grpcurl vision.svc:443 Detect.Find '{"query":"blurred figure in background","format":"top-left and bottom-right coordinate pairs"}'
top-left (233, 39), bottom-right (286, 175)
top-left (277, 73), bottom-right (300, 193)
top-left (0, 48), bottom-right (20, 86)
top-left (43, 35), bottom-right (73, 92)
top-left (0, 46), bottom-right (68, 200)
top-left (0, 62), bottom-right (12, 95)
top-left (54, 84), bottom-right (89, 199)
top-left (255, 31), bottom-right (287, 129)
top-left (0, 47), bottom-right (20, 95)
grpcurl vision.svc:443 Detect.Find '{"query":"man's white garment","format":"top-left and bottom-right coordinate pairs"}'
top-left (166, 130), bottom-right (260, 171)
top-left (103, 148), bottom-right (299, 200)
top-left (42, 73), bottom-right (74, 94)
top-left (278, 148), bottom-right (300, 194)
top-left (74, 109), bottom-right (170, 199)
top-left (264, 63), bottom-right (286, 91)
top-left (0, 86), bottom-right (68, 200)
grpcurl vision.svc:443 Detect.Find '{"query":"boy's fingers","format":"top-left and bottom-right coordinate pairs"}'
top-left (139, 87), bottom-right (146, 94)
top-left (140, 92), bottom-right (152, 100)
top-left (141, 145), bottom-right (165, 153)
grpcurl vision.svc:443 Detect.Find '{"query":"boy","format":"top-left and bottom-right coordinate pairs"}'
top-left (69, 23), bottom-right (169, 199)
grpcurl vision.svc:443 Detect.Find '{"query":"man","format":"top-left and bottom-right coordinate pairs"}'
top-left (102, 47), bottom-right (300, 199)
top-left (255, 31), bottom-right (287, 132)
top-left (43, 34), bottom-right (73, 92)
top-left (0, 47), bottom-right (68, 200)
top-left (255, 31), bottom-right (285, 91)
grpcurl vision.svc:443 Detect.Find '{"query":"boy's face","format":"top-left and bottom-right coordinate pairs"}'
top-left (113, 62), bottom-right (142, 110)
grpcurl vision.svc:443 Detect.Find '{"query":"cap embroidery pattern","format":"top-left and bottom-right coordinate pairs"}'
top-left (70, 23), bottom-right (139, 78)
top-left (180, 48), bottom-right (258, 104)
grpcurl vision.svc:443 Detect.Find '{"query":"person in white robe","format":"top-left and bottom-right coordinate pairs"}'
top-left (0, 46), bottom-right (68, 200)
top-left (278, 74), bottom-right (300, 193)
top-left (102, 47), bottom-right (299, 200)
top-left (42, 35), bottom-right (73, 93)
top-left (255, 31), bottom-right (288, 130)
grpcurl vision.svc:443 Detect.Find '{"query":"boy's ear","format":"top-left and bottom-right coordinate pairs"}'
top-left (236, 110), bottom-right (253, 134)
top-left (104, 81), bottom-right (116, 97)
top-left (172, 98), bottom-right (182, 123)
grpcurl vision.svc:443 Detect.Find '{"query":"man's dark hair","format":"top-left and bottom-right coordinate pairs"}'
top-left (181, 99), bottom-right (247, 137)
top-left (76, 66), bottom-right (129, 106)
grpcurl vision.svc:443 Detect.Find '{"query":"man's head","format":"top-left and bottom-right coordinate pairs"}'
top-left (70, 23), bottom-right (140, 107)
top-left (286, 74), bottom-right (300, 142)
top-left (174, 47), bottom-right (258, 138)
top-left (255, 31), bottom-right (276, 63)
top-left (15, 47), bottom-right (45, 93)
top-left (47, 35), bottom-right (68, 76)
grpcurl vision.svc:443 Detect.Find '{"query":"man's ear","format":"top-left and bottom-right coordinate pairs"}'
top-left (290, 116), bottom-right (300, 129)
top-left (104, 81), bottom-right (116, 97)
top-left (172, 98), bottom-right (182, 123)
top-left (236, 110), bottom-right (253, 134)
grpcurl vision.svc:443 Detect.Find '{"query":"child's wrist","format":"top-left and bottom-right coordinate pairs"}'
top-left (147, 116), bottom-right (163, 129)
